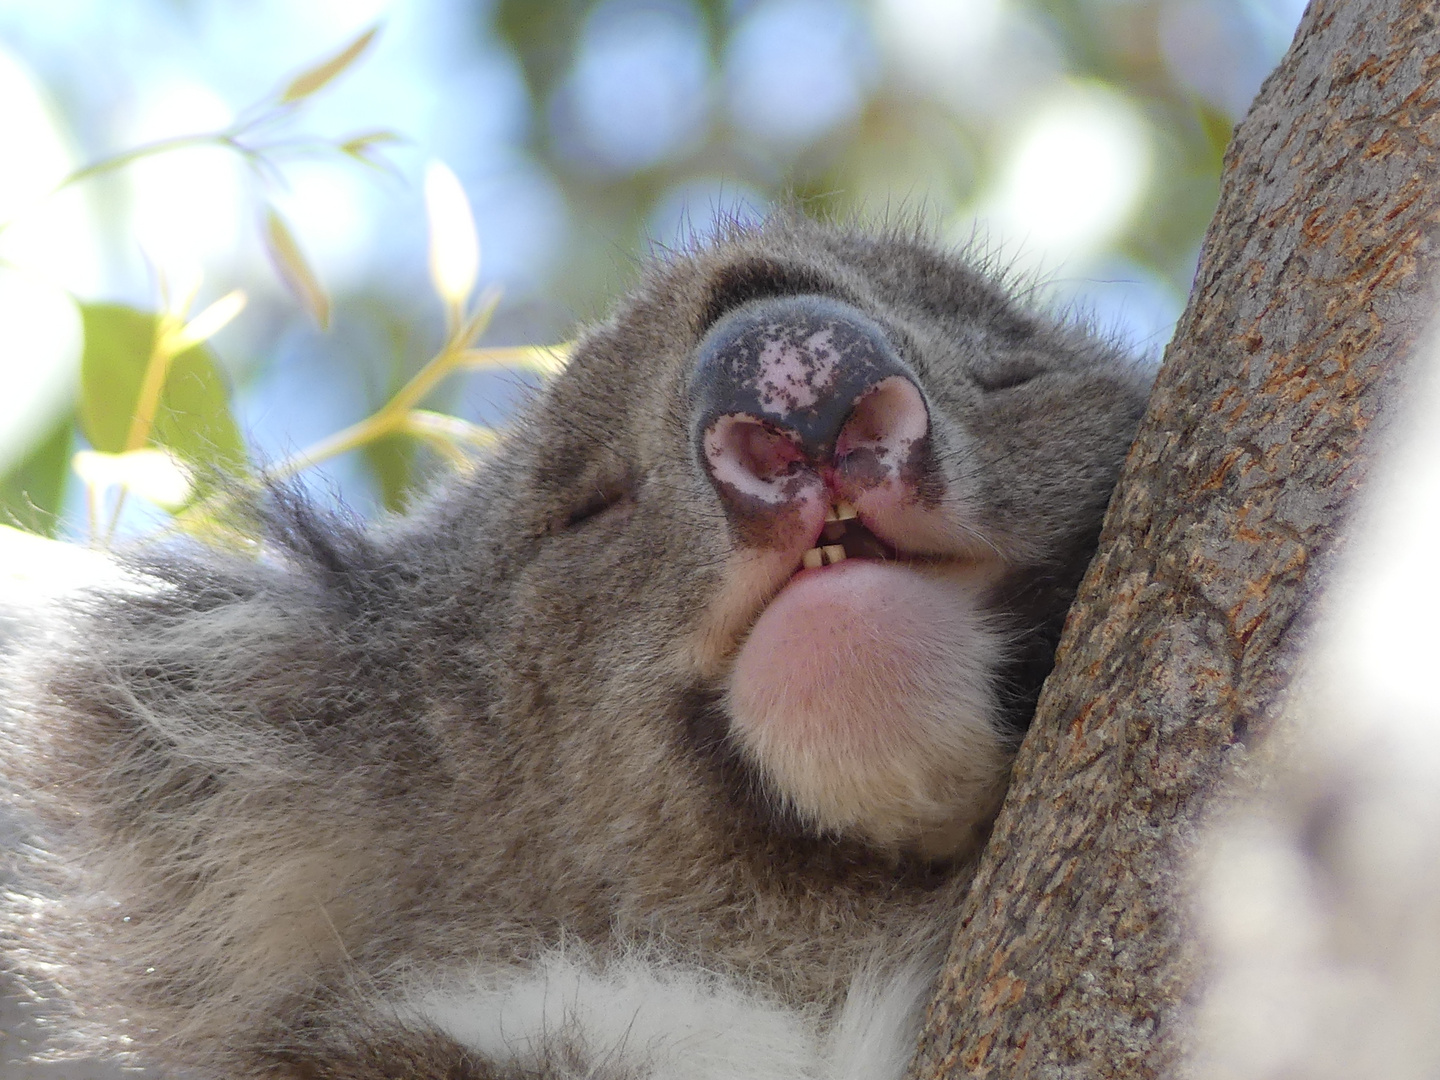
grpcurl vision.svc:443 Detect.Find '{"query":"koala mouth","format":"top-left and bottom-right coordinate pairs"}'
top-left (724, 494), bottom-right (1011, 861)
top-left (797, 501), bottom-right (898, 571)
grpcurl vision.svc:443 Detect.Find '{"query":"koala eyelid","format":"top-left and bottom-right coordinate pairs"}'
top-left (560, 476), bottom-right (638, 530)
top-left (970, 359), bottom-right (1047, 393)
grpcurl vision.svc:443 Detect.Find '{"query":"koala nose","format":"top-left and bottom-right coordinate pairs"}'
top-left (690, 295), bottom-right (930, 511)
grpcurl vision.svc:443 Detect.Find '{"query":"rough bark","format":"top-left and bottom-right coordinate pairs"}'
top-left (908, 1), bottom-right (1440, 1077)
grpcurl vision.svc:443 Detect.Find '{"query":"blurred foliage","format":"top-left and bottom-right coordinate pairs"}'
top-left (0, 0), bottom-right (1298, 541)
top-left (0, 416), bottom-right (71, 535)
top-left (0, 26), bottom-right (559, 541)
top-left (489, 0), bottom-right (1252, 303)
top-left (78, 304), bottom-right (244, 469)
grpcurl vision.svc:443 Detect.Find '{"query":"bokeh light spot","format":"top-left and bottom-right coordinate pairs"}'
top-left (725, 0), bottom-right (875, 148)
top-left (123, 79), bottom-right (243, 281)
top-left (557, 0), bottom-right (711, 173)
top-left (967, 84), bottom-right (1151, 270)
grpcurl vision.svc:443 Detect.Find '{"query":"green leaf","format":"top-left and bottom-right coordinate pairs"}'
top-left (362, 430), bottom-right (416, 513)
top-left (279, 25), bottom-right (379, 104)
top-left (78, 303), bottom-right (248, 478)
top-left (0, 414), bottom-right (73, 536)
top-left (78, 304), bottom-right (152, 454)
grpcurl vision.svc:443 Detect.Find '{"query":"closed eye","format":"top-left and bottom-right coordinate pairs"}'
top-left (970, 357), bottom-right (1046, 392)
top-left (562, 476), bottom-right (637, 529)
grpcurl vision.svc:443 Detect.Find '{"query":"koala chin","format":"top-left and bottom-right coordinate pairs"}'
top-left (726, 558), bottom-right (1011, 860)
top-left (0, 216), bottom-right (1152, 1080)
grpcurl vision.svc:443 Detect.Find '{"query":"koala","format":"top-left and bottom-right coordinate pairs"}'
top-left (0, 216), bottom-right (1151, 1080)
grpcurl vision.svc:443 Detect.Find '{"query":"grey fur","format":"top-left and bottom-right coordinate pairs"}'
top-left (0, 215), bottom-right (1152, 1079)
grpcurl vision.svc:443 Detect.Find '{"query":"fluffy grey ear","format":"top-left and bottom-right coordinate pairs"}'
top-left (0, 507), bottom-right (418, 1075)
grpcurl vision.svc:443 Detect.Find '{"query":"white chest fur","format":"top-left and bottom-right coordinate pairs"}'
top-left (404, 950), bottom-right (934, 1080)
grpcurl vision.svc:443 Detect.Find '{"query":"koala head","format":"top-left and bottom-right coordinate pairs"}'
top-left (453, 216), bottom-right (1152, 861)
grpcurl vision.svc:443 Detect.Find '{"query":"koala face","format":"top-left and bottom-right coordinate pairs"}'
top-left (0, 216), bottom-right (1151, 1080)
top-left (479, 219), bottom-right (1149, 858)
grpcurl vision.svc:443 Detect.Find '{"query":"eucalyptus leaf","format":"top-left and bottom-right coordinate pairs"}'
top-left (263, 208), bottom-right (331, 329)
top-left (279, 25), bottom-right (379, 104)
top-left (362, 430), bottom-right (416, 513)
top-left (0, 414), bottom-right (72, 536)
top-left (78, 303), bottom-right (247, 479)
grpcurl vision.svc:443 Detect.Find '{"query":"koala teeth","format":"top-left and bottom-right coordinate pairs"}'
top-left (821, 502), bottom-right (857, 540)
top-left (801, 544), bottom-right (848, 569)
top-left (800, 506), bottom-right (864, 570)
top-left (802, 503), bottom-right (862, 569)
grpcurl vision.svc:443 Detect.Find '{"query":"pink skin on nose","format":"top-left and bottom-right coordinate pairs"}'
top-left (753, 329), bottom-right (841, 414)
top-left (703, 371), bottom-right (931, 543)
top-left (712, 340), bottom-right (962, 776)
top-left (835, 377), bottom-right (929, 461)
top-left (692, 299), bottom-right (1007, 850)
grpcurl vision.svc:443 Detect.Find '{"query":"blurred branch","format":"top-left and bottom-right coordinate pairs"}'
top-left (267, 289), bottom-right (508, 481)
top-left (0, 24), bottom-right (397, 239)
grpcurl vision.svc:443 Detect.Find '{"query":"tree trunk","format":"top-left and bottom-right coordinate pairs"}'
top-left (907, 1), bottom-right (1440, 1076)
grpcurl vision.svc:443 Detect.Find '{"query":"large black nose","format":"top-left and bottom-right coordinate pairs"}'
top-left (689, 294), bottom-right (930, 509)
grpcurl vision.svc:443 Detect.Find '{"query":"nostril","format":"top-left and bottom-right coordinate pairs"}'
top-left (836, 376), bottom-right (930, 461)
top-left (691, 294), bottom-right (934, 515)
top-left (704, 416), bottom-right (808, 500)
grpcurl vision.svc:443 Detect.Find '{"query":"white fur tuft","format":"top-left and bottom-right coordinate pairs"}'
top-left (0, 525), bottom-right (163, 612)
top-left (405, 951), bottom-right (933, 1080)
top-left (823, 962), bottom-right (932, 1080)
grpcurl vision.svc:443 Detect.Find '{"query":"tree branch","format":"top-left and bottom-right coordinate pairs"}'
top-left (909, 1), bottom-right (1440, 1075)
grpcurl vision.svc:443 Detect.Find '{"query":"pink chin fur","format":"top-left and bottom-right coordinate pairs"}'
top-left (725, 559), bottom-right (1010, 857)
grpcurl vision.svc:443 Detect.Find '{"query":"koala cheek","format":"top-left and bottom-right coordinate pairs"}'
top-left (724, 561), bottom-right (1011, 859)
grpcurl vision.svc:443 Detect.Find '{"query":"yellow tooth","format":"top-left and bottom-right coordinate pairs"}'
top-left (802, 548), bottom-right (824, 569)
top-left (824, 505), bottom-right (839, 523)
top-left (822, 544), bottom-right (847, 564)
top-left (834, 500), bottom-right (858, 521)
